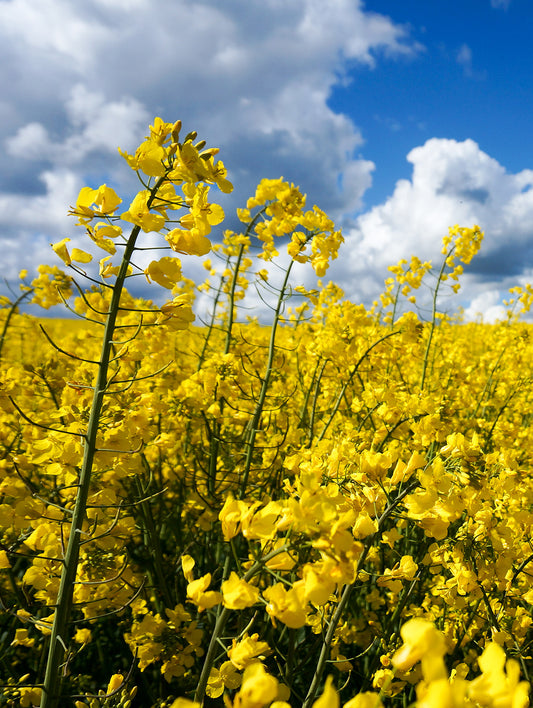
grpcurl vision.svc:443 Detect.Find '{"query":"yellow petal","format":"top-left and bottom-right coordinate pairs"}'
top-left (70, 248), bottom-right (93, 264)
top-left (51, 238), bottom-right (71, 265)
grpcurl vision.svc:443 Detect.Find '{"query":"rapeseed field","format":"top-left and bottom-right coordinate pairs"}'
top-left (1, 118), bottom-right (532, 708)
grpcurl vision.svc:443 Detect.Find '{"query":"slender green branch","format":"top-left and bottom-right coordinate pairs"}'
top-left (0, 288), bottom-right (33, 361)
top-left (223, 208), bottom-right (267, 356)
top-left (317, 331), bottom-right (399, 442)
top-left (194, 545), bottom-right (289, 705)
top-left (302, 480), bottom-right (419, 708)
top-left (420, 248), bottom-right (454, 391)
top-left (239, 259), bottom-right (295, 499)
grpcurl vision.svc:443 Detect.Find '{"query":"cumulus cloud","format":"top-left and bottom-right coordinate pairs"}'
top-left (1, 0), bottom-right (530, 326)
top-left (0, 0), bottom-right (112, 71)
top-left (462, 291), bottom-right (506, 323)
top-left (0, 0), bottom-right (419, 287)
top-left (6, 85), bottom-right (149, 164)
top-left (329, 137), bottom-right (533, 321)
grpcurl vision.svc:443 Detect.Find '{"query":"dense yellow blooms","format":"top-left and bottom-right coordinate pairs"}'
top-left (1, 117), bottom-right (532, 708)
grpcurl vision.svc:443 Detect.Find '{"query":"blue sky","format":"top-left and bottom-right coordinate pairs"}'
top-left (333, 0), bottom-right (533, 209)
top-left (1, 0), bottom-right (532, 321)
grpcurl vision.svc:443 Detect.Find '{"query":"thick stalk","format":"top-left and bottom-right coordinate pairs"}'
top-left (40, 225), bottom-right (141, 707)
top-left (40, 178), bottom-right (165, 708)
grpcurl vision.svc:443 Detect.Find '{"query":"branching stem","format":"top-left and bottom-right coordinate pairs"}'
top-left (40, 176), bottom-right (165, 708)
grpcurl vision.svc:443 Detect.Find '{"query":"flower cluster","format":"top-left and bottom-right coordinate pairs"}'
top-left (0, 118), bottom-right (532, 708)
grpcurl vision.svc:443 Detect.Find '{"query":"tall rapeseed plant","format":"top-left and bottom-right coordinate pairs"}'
top-left (35, 118), bottom-right (232, 708)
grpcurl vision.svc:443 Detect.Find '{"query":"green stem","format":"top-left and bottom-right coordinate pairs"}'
top-left (40, 178), bottom-right (165, 708)
top-left (389, 283), bottom-right (401, 330)
top-left (0, 289), bottom-right (33, 361)
top-left (420, 248), bottom-right (453, 391)
top-left (194, 545), bottom-right (289, 705)
top-left (195, 210), bottom-right (266, 498)
top-left (305, 357), bottom-right (327, 446)
top-left (224, 242), bottom-right (246, 355)
top-left (135, 477), bottom-right (173, 611)
top-left (239, 259), bottom-right (294, 499)
top-left (196, 269), bottom-right (227, 371)
top-left (317, 331), bottom-right (399, 442)
top-left (223, 209), bottom-right (266, 356)
top-left (301, 481), bottom-right (418, 708)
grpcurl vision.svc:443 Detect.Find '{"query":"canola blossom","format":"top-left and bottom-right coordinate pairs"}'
top-left (0, 118), bottom-right (532, 708)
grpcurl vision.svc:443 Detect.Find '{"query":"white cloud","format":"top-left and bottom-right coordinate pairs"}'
top-left (0, 168), bottom-right (83, 282)
top-left (2, 82), bottom-right (151, 284)
top-left (7, 85), bottom-right (149, 164)
top-left (463, 290), bottom-right (506, 323)
top-left (329, 137), bottom-right (533, 318)
top-left (0, 0), bottom-right (111, 70)
top-left (0, 0), bottom-right (419, 289)
top-left (296, 0), bottom-right (418, 66)
top-left (6, 122), bottom-right (50, 160)
top-left (0, 0), bottom-right (530, 327)
top-left (455, 43), bottom-right (486, 80)
top-left (0, 169), bottom-right (79, 231)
